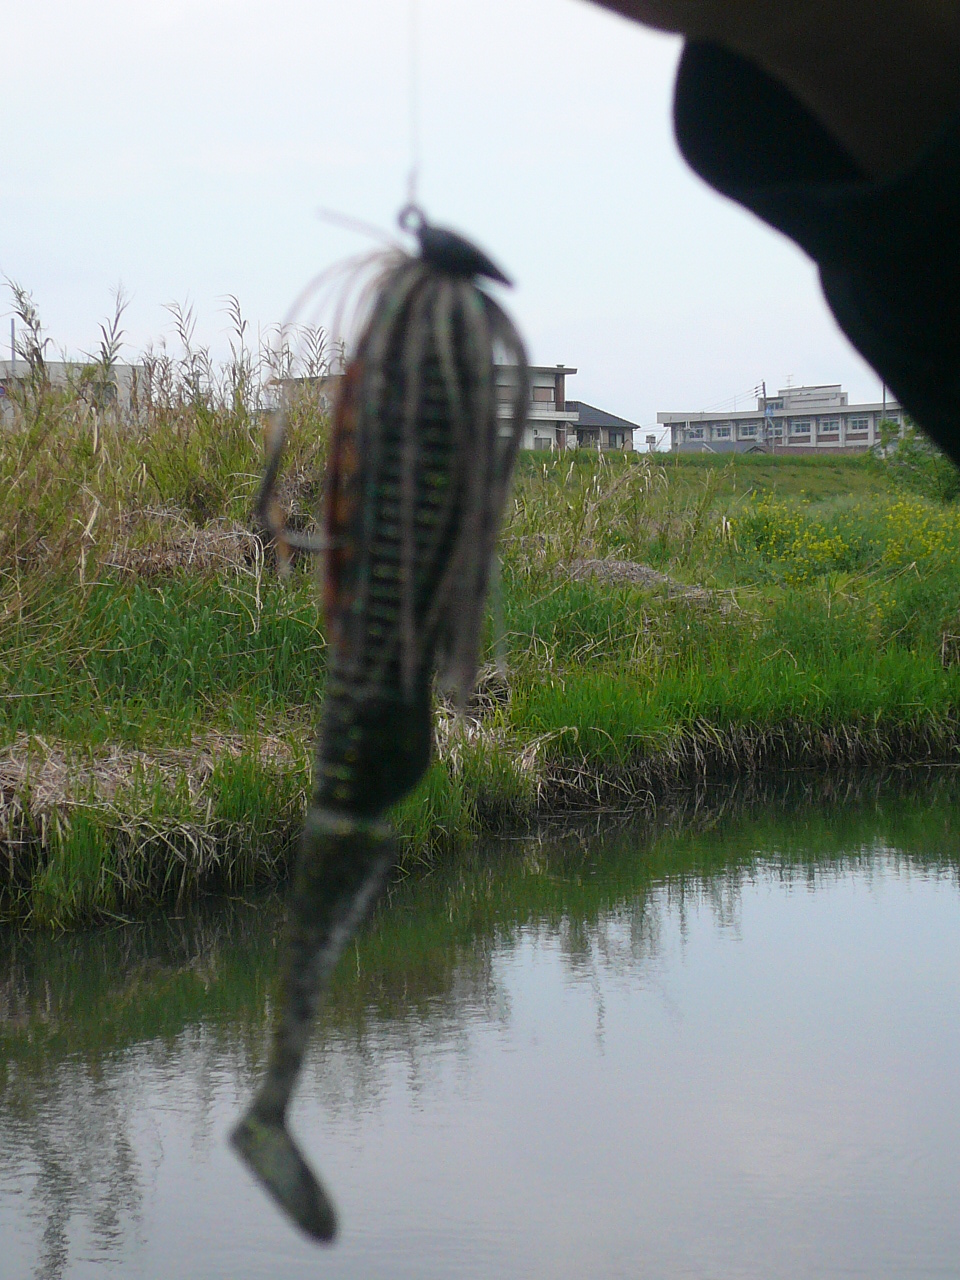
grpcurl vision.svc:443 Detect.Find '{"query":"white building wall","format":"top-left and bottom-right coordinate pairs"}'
top-left (659, 385), bottom-right (904, 453)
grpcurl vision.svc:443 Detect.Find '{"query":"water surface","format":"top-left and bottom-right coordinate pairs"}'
top-left (2, 779), bottom-right (960, 1278)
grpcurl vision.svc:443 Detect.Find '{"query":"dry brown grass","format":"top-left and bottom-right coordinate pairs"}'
top-left (103, 516), bottom-right (267, 579)
top-left (566, 557), bottom-right (740, 612)
top-left (0, 730), bottom-right (299, 810)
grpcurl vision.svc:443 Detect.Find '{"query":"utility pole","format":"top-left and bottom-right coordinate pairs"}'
top-left (762, 378), bottom-right (773, 450)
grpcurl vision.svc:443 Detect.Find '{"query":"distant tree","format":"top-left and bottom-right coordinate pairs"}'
top-left (875, 418), bottom-right (960, 502)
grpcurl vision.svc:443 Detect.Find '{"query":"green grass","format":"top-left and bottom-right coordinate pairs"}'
top-left (2, 574), bottom-right (326, 742)
top-left (5, 328), bottom-right (960, 926)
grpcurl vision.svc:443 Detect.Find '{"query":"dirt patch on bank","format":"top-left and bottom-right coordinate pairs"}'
top-left (566, 557), bottom-right (738, 611)
top-left (0, 731), bottom-right (302, 811)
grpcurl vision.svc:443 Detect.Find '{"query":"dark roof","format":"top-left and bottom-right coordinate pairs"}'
top-left (677, 440), bottom-right (767, 455)
top-left (565, 401), bottom-right (640, 431)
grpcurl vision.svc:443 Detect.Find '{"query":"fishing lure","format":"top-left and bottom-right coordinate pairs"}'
top-left (232, 205), bottom-right (529, 1241)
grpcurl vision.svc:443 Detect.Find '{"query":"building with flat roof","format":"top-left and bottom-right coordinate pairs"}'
top-left (0, 358), bottom-right (145, 420)
top-left (659, 384), bottom-right (903, 454)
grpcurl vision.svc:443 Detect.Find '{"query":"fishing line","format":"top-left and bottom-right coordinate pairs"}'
top-left (406, 0), bottom-right (422, 207)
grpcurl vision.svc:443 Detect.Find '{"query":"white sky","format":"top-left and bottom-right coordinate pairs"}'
top-left (2, 0), bottom-right (882, 442)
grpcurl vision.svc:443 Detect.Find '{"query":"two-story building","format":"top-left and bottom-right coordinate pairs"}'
top-left (659, 384), bottom-right (903, 454)
top-left (298, 363), bottom-right (595, 450)
top-left (496, 363), bottom-right (636, 450)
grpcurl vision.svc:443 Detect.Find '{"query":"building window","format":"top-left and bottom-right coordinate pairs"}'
top-left (531, 386), bottom-right (554, 403)
top-left (739, 422), bottom-right (758, 436)
top-left (848, 417), bottom-right (869, 431)
top-left (818, 417), bottom-right (840, 435)
top-left (687, 427), bottom-right (704, 440)
top-left (789, 419), bottom-right (811, 435)
top-left (714, 426), bottom-right (731, 438)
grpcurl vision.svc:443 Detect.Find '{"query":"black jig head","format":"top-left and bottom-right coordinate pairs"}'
top-left (398, 203), bottom-right (512, 286)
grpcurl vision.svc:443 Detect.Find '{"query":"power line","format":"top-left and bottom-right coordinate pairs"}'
top-left (692, 382), bottom-right (764, 416)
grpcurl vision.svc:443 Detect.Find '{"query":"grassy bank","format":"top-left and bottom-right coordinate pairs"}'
top-left (4, 309), bottom-right (960, 925)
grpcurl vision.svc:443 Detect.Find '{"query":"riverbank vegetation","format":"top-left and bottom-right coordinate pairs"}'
top-left (6, 771), bottom-right (960, 1061)
top-left (4, 294), bottom-right (960, 925)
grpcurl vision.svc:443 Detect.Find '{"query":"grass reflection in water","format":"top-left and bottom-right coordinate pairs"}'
top-left (2, 772), bottom-right (960, 1278)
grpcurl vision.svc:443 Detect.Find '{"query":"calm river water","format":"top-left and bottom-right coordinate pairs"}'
top-left (2, 777), bottom-right (960, 1279)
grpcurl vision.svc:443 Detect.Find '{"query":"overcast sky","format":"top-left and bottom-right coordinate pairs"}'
top-left (3, 0), bottom-right (883, 441)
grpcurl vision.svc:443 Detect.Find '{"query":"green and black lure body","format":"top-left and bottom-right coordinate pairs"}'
top-left (233, 209), bottom-right (528, 1241)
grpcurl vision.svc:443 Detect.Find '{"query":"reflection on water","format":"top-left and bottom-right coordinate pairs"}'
top-left (2, 775), bottom-right (960, 1279)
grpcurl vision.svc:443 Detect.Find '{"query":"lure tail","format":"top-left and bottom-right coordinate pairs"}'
top-left (232, 810), bottom-right (394, 1241)
top-left (234, 213), bottom-right (528, 1241)
top-left (231, 1105), bottom-right (336, 1241)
